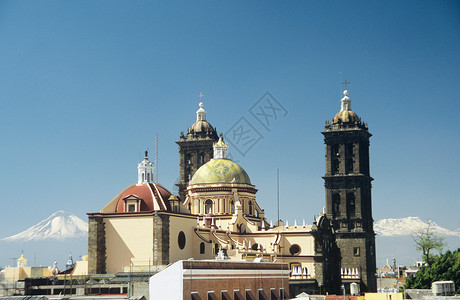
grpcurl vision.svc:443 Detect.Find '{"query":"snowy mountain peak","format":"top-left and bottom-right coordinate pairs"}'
top-left (2, 211), bottom-right (88, 242)
top-left (374, 216), bottom-right (459, 237)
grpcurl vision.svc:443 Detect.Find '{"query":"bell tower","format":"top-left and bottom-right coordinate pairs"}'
top-left (176, 94), bottom-right (219, 200)
top-left (322, 88), bottom-right (377, 292)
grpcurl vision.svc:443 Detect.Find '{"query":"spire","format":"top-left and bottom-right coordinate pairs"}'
top-left (138, 150), bottom-right (155, 184)
top-left (213, 134), bottom-right (228, 159)
top-left (340, 89), bottom-right (352, 111)
top-left (196, 93), bottom-right (207, 121)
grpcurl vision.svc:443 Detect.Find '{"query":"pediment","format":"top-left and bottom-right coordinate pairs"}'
top-left (122, 194), bottom-right (143, 202)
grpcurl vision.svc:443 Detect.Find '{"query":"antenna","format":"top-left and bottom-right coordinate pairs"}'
top-left (277, 168), bottom-right (280, 223)
top-left (154, 133), bottom-right (159, 183)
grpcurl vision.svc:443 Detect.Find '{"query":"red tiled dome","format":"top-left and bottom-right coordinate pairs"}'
top-left (114, 183), bottom-right (172, 213)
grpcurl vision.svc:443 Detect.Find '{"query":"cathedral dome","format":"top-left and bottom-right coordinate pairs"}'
top-left (190, 158), bottom-right (251, 185)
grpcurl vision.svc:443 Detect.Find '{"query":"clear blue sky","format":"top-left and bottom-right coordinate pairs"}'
top-left (0, 1), bottom-right (459, 265)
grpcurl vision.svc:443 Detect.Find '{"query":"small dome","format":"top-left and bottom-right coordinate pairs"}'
top-left (114, 183), bottom-right (173, 212)
top-left (190, 158), bottom-right (251, 185)
top-left (189, 120), bottom-right (216, 134)
top-left (333, 110), bottom-right (359, 124)
top-left (332, 89), bottom-right (360, 124)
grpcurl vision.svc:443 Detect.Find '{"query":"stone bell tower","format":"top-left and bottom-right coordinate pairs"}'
top-left (176, 94), bottom-right (219, 200)
top-left (322, 87), bottom-right (377, 292)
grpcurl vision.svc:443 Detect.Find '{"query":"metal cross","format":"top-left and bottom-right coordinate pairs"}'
top-left (342, 80), bottom-right (350, 90)
top-left (199, 92), bottom-right (204, 102)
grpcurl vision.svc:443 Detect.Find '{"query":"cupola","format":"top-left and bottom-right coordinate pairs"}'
top-left (213, 135), bottom-right (228, 159)
top-left (333, 89), bottom-right (360, 124)
top-left (138, 150), bottom-right (155, 184)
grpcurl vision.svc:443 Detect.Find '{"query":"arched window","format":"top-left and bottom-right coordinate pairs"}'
top-left (200, 242), bottom-right (205, 254)
top-left (345, 143), bottom-right (354, 174)
top-left (199, 153), bottom-right (205, 165)
top-left (205, 199), bottom-right (213, 214)
top-left (248, 200), bottom-right (253, 215)
top-left (331, 144), bottom-right (340, 174)
top-left (142, 173), bottom-right (145, 182)
top-left (230, 200), bottom-right (235, 214)
top-left (347, 192), bottom-right (356, 218)
top-left (332, 193), bottom-right (341, 218)
top-left (147, 173), bottom-right (150, 182)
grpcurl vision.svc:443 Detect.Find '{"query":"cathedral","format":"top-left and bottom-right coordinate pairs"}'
top-left (87, 89), bottom-right (377, 294)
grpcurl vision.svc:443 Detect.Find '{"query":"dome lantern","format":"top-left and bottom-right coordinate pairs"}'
top-left (340, 90), bottom-right (351, 111)
top-left (138, 150), bottom-right (155, 184)
top-left (213, 135), bottom-right (228, 159)
top-left (196, 93), bottom-right (207, 121)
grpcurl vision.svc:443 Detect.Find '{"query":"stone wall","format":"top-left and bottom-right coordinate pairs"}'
top-left (88, 215), bottom-right (106, 274)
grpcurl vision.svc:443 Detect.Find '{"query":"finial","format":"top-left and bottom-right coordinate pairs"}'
top-left (196, 93), bottom-right (207, 121)
top-left (144, 150), bottom-right (148, 159)
top-left (342, 80), bottom-right (350, 90)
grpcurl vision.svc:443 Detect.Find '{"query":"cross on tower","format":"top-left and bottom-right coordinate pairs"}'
top-left (199, 92), bottom-right (204, 103)
top-left (342, 80), bottom-right (350, 90)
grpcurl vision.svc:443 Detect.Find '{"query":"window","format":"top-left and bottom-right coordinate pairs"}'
top-left (200, 153), bottom-right (205, 164)
top-left (332, 193), bottom-right (341, 217)
top-left (258, 289), bottom-right (268, 300)
top-left (248, 200), bottom-right (253, 215)
top-left (207, 291), bottom-right (218, 300)
top-left (246, 290), bottom-right (256, 300)
top-left (128, 204), bottom-right (136, 212)
top-left (200, 242), bottom-right (205, 254)
top-left (354, 247), bottom-right (360, 256)
top-left (347, 192), bottom-right (356, 218)
top-left (345, 143), bottom-right (354, 174)
top-left (230, 201), bottom-right (235, 214)
top-left (221, 291), bottom-right (231, 300)
top-left (331, 144), bottom-right (340, 174)
top-left (205, 200), bottom-right (213, 214)
top-left (270, 289), bottom-right (278, 300)
top-left (289, 244), bottom-right (301, 256)
top-left (178, 231), bottom-right (186, 249)
top-left (215, 243), bottom-right (219, 255)
top-left (280, 289), bottom-right (286, 300)
top-left (234, 290), bottom-right (244, 300)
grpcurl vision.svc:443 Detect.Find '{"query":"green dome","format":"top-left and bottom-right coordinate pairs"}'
top-left (190, 159), bottom-right (251, 185)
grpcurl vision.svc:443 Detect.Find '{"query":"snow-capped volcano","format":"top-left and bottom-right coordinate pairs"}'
top-left (2, 211), bottom-right (88, 242)
top-left (374, 217), bottom-right (459, 237)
